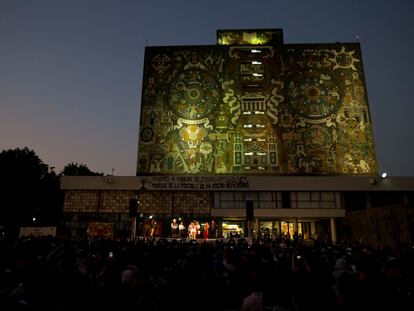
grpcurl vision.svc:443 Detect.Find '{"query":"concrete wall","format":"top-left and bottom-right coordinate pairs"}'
top-left (344, 205), bottom-right (414, 247)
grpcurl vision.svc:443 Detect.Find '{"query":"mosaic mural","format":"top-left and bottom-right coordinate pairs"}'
top-left (137, 30), bottom-right (378, 176)
top-left (217, 29), bottom-right (283, 46)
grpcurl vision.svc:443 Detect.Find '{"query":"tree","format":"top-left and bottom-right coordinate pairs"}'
top-left (61, 162), bottom-right (103, 176)
top-left (0, 147), bottom-right (62, 235)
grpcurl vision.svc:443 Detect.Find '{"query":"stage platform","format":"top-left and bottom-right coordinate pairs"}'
top-left (133, 236), bottom-right (254, 245)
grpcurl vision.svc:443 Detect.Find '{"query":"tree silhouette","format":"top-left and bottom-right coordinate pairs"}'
top-left (0, 147), bottom-right (62, 236)
top-left (61, 162), bottom-right (103, 176)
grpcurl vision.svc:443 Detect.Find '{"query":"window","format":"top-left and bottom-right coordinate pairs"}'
top-left (213, 191), bottom-right (280, 209)
top-left (291, 192), bottom-right (337, 208)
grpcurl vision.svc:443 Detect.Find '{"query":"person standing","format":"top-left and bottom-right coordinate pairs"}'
top-left (203, 221), bottom-right (210, 240)
top-left (179, 220), bottom-right (186, 239)
top-left (170, 218), bottom-right (179, 238)
top-left (195, 221), bottom-right (201, 238)
top-left (210, 219), bottom-right (218, 238)
top-left (188, 221), bottom-right (197, 239)
top-left (150, 219), bottom-right (157, 237)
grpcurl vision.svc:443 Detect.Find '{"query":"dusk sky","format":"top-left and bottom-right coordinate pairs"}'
top-left (1, 0), bottom-right (413, 176)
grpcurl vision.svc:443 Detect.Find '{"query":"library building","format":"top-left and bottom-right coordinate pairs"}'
top-left (61, 29), bottom-right (414, 247)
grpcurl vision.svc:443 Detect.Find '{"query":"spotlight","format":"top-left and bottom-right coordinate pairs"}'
top-left (381, 172), bottom-right (388, 179)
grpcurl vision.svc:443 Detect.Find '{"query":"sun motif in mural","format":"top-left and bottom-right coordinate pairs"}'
top-left (169, 69), bottom-right (221, 119)
top-left (288, 76), bottom-right (341, 119)
top-left (329, 46), bottom-right (360, 71)
top-left (302, 83), bottom-right (320, 101)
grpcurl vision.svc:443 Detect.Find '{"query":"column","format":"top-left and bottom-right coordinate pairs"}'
top-left (330, 218), bottom-right (337, 244)
top-left (293, 218), bottom-right (298, 233)
top-left (131, 216), bottom-right (136, 240)
top-left (218, 218), bottom-right (223, 238)
top-left (310, 221), bottom-right (316, 239)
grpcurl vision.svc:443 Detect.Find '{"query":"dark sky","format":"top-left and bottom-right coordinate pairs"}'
top-left (1, 0), bottom-right (413, 176)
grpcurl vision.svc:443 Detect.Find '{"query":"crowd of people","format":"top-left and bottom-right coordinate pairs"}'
top-left (1, 235), bottom-right (413, 310)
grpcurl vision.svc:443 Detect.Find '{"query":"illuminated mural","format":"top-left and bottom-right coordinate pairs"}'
top-left (137, 29), bottom-right (378, 176)
top-left (217, 29), bottom-right (283, 46)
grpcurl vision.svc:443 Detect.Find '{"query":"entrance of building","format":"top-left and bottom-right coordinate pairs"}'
top-left (280, 221), bottom-right (311, 239)
top-left (280, 221), bottom-right (294, 238)
top-left (259, 220), bottom-right (312, 240)
top-left (222, 220), bottom-right (245, 238)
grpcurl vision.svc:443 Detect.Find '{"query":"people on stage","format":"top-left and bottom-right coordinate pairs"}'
top-left (188, 221), bottom-right (197, 239)
top-left (170, 218), bottom-right (179, 238)
top-left (203, 221), bottom-right (210, 240)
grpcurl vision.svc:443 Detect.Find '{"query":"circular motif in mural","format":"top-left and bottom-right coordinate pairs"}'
top-left (141, 127), bottom-right (154, 142)
top-left (169, 69), bottom-right (220, 119)
top-left (287, 74), bottom-right (342, 119)
top-left (329, 46), bottom-right (360, 70)
top-left (304, 125), bottom-right (330, 147)
top-left (335, 53), bottom-right (353, 67)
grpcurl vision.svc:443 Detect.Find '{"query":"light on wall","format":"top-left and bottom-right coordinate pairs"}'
top-left (370, 172), bottom-right (388, 185)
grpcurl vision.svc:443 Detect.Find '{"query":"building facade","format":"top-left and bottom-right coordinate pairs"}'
top-left (61, 175), bottom-right (414, 244)
top-left (60, 29), bottom-right (413, 244)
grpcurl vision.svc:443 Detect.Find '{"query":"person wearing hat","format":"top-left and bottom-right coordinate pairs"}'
top-left (170, 218), bottom-right (179, 238)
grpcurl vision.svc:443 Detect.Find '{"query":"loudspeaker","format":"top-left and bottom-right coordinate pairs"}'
top-left (246, 200), bottom-right (254, 220)
top-left (129, 199), bottom-right (137, 217)
top-left (282, 192), bottom-right (291, 208)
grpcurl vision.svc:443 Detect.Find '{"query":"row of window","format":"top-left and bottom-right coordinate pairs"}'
top-left (214, 191), bottom-right (338, 209)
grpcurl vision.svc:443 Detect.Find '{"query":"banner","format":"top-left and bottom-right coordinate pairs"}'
top-left (87, 222), bottom-right (114, 239)
top-left (148, 176), bottom-right (250, 190)
top-left (19, 227), bottom-right (57, 238)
